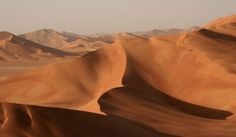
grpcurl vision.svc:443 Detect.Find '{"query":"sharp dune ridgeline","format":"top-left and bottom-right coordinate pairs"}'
top-left (0, 14), bottom-right (236, 137)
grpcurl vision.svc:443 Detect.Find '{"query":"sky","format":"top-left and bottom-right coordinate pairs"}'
top-left (0, 0), bottom-right (236, 34)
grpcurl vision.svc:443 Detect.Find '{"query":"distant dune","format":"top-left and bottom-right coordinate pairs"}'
top-left (19, 28), bottom-right (192, 54)
top-left (0, 31), bottom-right (71, 62)
top-left (19, 29), bottom-right (73, 49)
top-left (0, 14), bottom-right (236, 137)
top-left (19, 29), bottom-right (110, 54)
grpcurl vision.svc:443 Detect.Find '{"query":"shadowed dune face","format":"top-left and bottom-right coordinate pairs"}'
top-left (99, 86), bottom-right (236, 137)
top-left (0, 103), bottom-right (177, 137)
top-left (98, 68), bottom-right (234, 137)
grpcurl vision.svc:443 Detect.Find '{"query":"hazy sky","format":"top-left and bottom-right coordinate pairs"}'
top-left (1, 0), bottom-right (236, 34)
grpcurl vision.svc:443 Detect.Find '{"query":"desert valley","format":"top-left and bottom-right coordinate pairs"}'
top-left (1, 11), bottom-right (236, 137)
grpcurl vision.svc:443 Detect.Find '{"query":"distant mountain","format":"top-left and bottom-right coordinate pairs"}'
top-left (132, 27), bottom-right (202, 38)
top-left (0, 31), bottom-right (70, 61)
top-left (132, 28), bottom-right (184, 38)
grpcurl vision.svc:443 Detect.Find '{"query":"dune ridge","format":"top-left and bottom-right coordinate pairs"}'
top-left (0, 42), bottom-right (126, 113)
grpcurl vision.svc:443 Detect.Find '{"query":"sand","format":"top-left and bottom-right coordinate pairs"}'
top-left (0, 14), bottom-right (236, 137)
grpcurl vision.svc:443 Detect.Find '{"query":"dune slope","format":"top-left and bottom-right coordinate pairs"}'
top-left (0, 43), bottom-right (126, 112)
top-left (0, 103), bottom-right (177, 137)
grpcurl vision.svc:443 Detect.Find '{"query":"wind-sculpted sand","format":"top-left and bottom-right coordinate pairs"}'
top-left (0, 14), bottom-right (236, 137)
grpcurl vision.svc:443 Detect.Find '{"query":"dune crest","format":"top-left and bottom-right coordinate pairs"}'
top-left (205, 14), bottom-right (236, 36)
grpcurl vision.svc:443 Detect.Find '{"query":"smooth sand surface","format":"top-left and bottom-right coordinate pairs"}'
top-left (0, 14), bottom-right (236, 137)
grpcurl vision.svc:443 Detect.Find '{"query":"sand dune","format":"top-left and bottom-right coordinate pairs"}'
top-left (19, 29), bottom-right (73, 49)
top-left (0, 103), bottom-right (176, 137)
top-left (205, 14), bottom-right (236, 37)
top-left (99, 86), bottom-right (235, 137)
top-left (0, 42), bottom-right (126, 113)
top-left (19, 29), bottom-right (110, 54)
top-left (62, 38), bottom-right (109, 55)
top-left (0, 31), bottom-right (71, 62)
top-left (116, 29), bottom-right (236, 112)
top-left (0, 14), bottom-right (236, 136)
